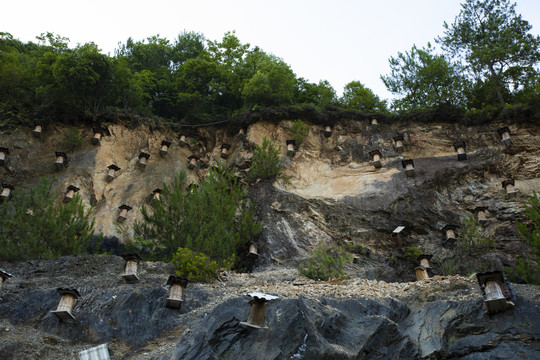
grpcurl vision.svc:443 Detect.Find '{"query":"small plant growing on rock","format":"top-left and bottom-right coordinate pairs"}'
top-left (61, 127), bottom-right (84, 152)
top-left (437, 257), bottom-right (458, 276)
top-left (247, 137), bottom-right (282, 182)
top-left (511, 191), bottom-right (540, 284)
top-left (298, 244), bottom-right (352, 281)
top-left (290, 119), bottom-right (310, 146)
top-left (402, 245), bottom-right (423, 263)
top-left (457, 214), bottom-right (495, 254)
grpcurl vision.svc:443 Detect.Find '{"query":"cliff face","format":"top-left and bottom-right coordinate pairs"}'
top-left (0, 118), bottom-right (539, 359)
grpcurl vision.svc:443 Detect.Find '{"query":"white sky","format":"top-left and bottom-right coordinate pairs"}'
top-left (3, 0), bottom-right (540, 100)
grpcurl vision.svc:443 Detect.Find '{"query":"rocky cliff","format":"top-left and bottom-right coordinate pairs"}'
top-left (0, 117), bottom-right (539, 359)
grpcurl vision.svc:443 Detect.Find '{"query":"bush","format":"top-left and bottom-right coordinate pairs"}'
top-left (290, 119), bottom-right (310, 145)
top-left (132, 165), bottom-right (262, 267)
top-left (511, 191), bottom-right (540, 284)
top-left (402, 245), bottom-right (423, 263)
top-left (61, 127), bottom-right (84, 152)
top-left (247, 137), bottom-right (282, 182)
top-left (298, 244), bottom-right (352, 281)
top-left (0, 176), bottom-right (96, 261)
top-left (457, 214), bottom-right (495, 254)
top-left (172, 247), bottom-right (221, 282)
top-left (437, 257), bottom-right (458, 276)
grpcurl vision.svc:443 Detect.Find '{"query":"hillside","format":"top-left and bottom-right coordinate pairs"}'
top-left (1, 116), bottom-right (539, 359)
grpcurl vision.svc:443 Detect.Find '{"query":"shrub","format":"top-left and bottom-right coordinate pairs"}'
top-left (132, 165), bottom-right (262, 267)
top-left (290, 119), bottom-right (310, 145)
top-left (511, 191), bottom-right (540, 284)
top-left (457, 214), bottom-right (495, 254)
top-left (298, 244), bottom-right (352, 281)
top-left (437, 257), bottom-right (458, 276)
top-left (0, 176), bottom-right (96, 261)
top-left (172, 247), bottom-right (221, 282)
top-left (247, 137), bottom-right (282, 182)
top-left (61, 127), bottom-right (84, 152)
top-left (402, 245), bottom-right (423, 263)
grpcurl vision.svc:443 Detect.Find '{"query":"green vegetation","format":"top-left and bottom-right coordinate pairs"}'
top-left (0, 176), bottom-right (96, 261)
top-left (340, 80), bottom-right (388, 113)
top-left (0, 30), bottom-right (356, 127)
top-left (246, 137), bottom-right (282, 182)
top-left (290, 119), bottom-right (310, 146)
top-left (298, 244), bottom-right (353, 281)
top-left (511, 192), bottom-right (540, 284)
top-left (437, 257), bottom-right (458, 276)
top-left (402, 246), bottom-right (424, 263)
top-left (382, 0), bottom-right (540, 113)
top-left (132, 166), bottom-right (261, 270)
top-left (171, 247), bottom-right (221, 282)
top-left (60, 127), bottom-right (84, 152)
top-left (457, 214), bottom-right (495, 254)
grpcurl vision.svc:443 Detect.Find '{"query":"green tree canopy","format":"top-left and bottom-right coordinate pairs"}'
top-left (340, 80), bottom-right (387, 113)
top-left (438, 0), bottom-right (540, 106)
top-left (381, 44), bottom-right (466, 112)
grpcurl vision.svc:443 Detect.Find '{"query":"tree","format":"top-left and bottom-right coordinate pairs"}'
top-left (132, 166), bottom-right (261, 264)
top-left (381, 44), bottom-right (466, 112)
top-left (294, 78), bottom-right (337, 107)
top-left (241, 51), bottom-right (296, 107)
top-left (0, 176), bottom-right (96, 261)
top-left (438, 0), bottom-right (540, 106)
top-left (341, 80), bottom-right (388, 113)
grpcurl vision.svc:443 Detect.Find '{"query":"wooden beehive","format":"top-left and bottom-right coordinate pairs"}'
top-left (476, 271), bottom-right (512, 314)
top-left (151, 188), bottom-right (162, 203)
top-left (179, 134), bottom-right (188, 147)
top-left (237, 128), bottom-right (246, 139)
top-left (417, 254), bottom-right (432, 269)
top-left (323, 125), bottom-right (332, 137)
top-left (121, 253), bottom-right (142, 282)
top-left (92, 128), bottom-right (103, 145)
top-left (166, 275), bottom-right (189, 309)
top-left (63, 185), bottom-right (80, 203)
top-left (286, 140), bottom-right (296, 157)
top-left (188, 155), bottom-right (199, 170)
top-left (370, 116), bottom-right (379, 127)
top-left (369, 150), bottom-right (382, 169)
top-left (392, 226), bottom-right (405, 245)
top-left (502, 179), bottom-right (517, 199)
top-left (1, 184), bottom-right (14, 201)
top-left (106, 164), bottom-right (121, 182)
top-left (160, 140), bottom-right (171, 157)
top-left (474, 206), bottom-right (489, 225)
top-left (0, 147), bottom-right (9, 166)
top-left (0, 269), bottom-right (14, 290)
top-left (117, 205), bottom-right (132, 223)
top-left (402, 159), bottom-right (415, 177)
top-left (33, 124), bottom-right (43, 137)
top-left (247, 242), bottom-right (259, 259)
top-left (442, 224), bottom-right (458, 242)
top-left (497, 127), bottom-right (512, 146)
top-left (55, 152), bottom-right (68, 170)
top-left (51, 288), bottom-right (80, 321)
top-left (453, 141), bottom-right (467, 161)
top-left (414, 266), bottom-right (429, 281)
top-left (220, 144), bottom-right (231, 159)
top-left (393, 134), bottom-right (404, 152)
top-left (138, 152), bottom-right (150, 169)
top-left (239, 292), bottom-right (279, 329)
